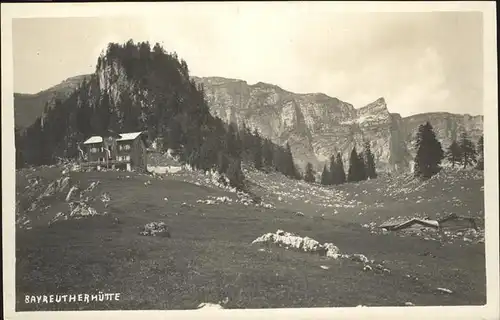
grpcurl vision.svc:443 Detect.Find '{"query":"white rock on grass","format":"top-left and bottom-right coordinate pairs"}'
top-left (139, 222), bottom-right (171, 237)
top-left (323, 243), bottom-right (340, 257)
top-left (351, 254), bottom-right (369, 263)
top-left (436, 287), bottom-right (453, 294)
top-left (197, 303), bottom-right (224, 310)
top-left (65, 185), bottom-right (79, 202)
top-left (49, 201), bottom-right (101, 224)
top-left (252, 230), bottom-right (340, 258)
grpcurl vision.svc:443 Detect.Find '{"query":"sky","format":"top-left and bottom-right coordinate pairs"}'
top-left (11, 5), bottom-right (484, 117)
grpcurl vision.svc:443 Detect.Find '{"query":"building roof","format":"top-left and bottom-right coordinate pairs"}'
top-left (83, 131), bottom-right (144, 145)
top-left (116, 131), bottom-right (144, 142)
top-left (83, 136), bottom-right (103, 144)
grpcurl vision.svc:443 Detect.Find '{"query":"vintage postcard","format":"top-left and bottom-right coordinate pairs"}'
top-left (2, 2), bottom-right (498, 320)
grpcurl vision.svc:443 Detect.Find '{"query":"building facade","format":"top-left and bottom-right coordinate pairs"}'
top-left (81, 131), bottom-right (147, 172)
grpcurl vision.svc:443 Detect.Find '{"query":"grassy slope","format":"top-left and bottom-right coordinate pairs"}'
top-left (15, 165), bottom-right (486, 311)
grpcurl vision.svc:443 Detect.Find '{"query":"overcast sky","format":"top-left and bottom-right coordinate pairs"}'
top-left (12, 6), bottom-right (484, 117)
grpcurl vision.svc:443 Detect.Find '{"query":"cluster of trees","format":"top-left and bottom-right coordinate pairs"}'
top-left (302, 141), bottom-right (377, 185)
top-left (15, 40), bottom-right (303, 191)
top-left (446, 132), bottom-right (483, 170)
top-left (319, 153), bottom-right (346, 185)
top-left (413, 121), bottom-right (484, 179)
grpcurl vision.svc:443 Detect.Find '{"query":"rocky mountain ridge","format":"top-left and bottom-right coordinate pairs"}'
top-left (14, 74), bottom-right (483, 172)
top-left (14, 75), bottom-right (91, 129)
top-left (191, 76), bottom-right (483, 172)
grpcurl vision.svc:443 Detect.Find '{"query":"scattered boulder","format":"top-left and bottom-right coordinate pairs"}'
top-left (49, 201), bottom-right (101, 224)
top-left (252, 230), bottom-right (341, 258)
top-left (40, 176), bottom-right (71, 199)
top-left (101, 192), bottom-right (111, 203)
top-left (84, 181), bottom-right (100, 193)
top-left (139, 222), bottom-right (171, 237)
top-left (436, 287), bottom-right (453, 294)
top-left (65, 185), bottom-right (79, 202)
top-left (351, 254), bottom-right (369, 264)
top-left (323, 243), bottom-right (340, 257)
top-left (197, 302), bottom-right (224, 310)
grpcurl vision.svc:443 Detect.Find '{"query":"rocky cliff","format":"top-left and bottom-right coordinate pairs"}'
top-left (192, 77), bottom-right (483, 172)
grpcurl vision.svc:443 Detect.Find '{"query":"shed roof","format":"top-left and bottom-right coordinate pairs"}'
top-left (379, 218), bottom-right (439, 231)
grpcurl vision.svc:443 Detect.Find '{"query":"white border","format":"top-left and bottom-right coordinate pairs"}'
top-left (2, 2), bottom-right (498, 320)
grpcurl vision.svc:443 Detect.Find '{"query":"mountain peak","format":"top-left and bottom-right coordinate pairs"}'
top-left (359, 97), bottom-right (389, 115)
top-left (375, 97), bottom-right (386, 104)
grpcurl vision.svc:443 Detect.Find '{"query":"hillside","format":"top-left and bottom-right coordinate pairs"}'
top-left (14, 75), bottom-right (91, 129)
top-left (16, 41), bottom-right (306, 192)
top-left (15, 157), bottom-right (485, 310)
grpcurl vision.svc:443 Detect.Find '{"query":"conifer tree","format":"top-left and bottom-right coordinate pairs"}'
top-left (445, 140), bottom-right (462, 168)
top-left (227, 158), bottom-right (245, 190)
top-left (459, 132), bottom-right (477, 169)
top-left (284, 143), bottom-right (297, 178)
top-left (252, 128), bottom-right (263, 170)
top-left (165, 118), bottom-right (182, 154)
top-left (217, 151), bottom-right (229, 174)
top-left (476, 135), bottom-right (484, 170)
top-left (347, 147), bottom-right (359, 182)
top-left (328, 154), bottom-right (337, 185)
top-left (363, 141), bottom-right (377, 179)
top-left (336, 152), bottom-right (346, 184)
top-left (304, 162), bottom-right (316, 183)
top-left (262, 138), bottom-right (274, 169)
top-left (320, 164), bottom-right (330, 185)
top-left (414, 122), bottom-right (444, 179)
top-left (357, 151), bottom-right (367, 181)
top-left (225, 123), bottom-right (239, 158)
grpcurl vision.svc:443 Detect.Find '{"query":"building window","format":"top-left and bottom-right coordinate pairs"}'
top-left (119, 144), bottom-right (131, 151)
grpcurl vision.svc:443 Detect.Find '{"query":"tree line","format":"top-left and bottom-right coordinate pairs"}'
top-left (413, 121), bottom-right (484, 179)
top-left (302, 141), bottom-right (377, 185)
top-left (15, 40), bottom-right (303, 191)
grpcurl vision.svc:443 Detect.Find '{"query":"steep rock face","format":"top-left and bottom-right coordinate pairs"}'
top-left (193, 77), bottom-right (483, 172)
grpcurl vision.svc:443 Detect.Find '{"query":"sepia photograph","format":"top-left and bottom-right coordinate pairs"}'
top-left (2, 2), bottom-right (499, 320)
